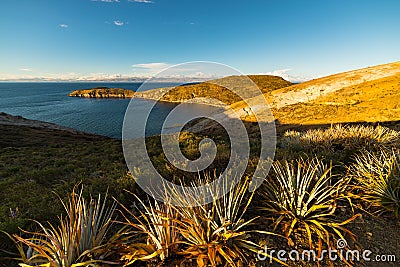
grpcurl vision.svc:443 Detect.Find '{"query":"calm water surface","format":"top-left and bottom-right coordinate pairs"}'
top-left (0, 82), bottom-right (212, 139)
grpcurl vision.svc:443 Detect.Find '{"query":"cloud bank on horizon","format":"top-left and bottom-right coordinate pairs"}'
top-left (0, 61), bottom-right (314, 83)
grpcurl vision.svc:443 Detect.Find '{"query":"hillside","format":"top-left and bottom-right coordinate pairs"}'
top-left (273, 72), bottom-right (400, 125)
top-left (134, 75), bottom-right (292, 105)
top-left (69, 87), bottom-right (135, 98)
top-left (0, 114), bottom-right (138, 264)
top-left (226, 61), bottom-right (400, 124)
top-left (2, 117), bottom-right (400, 266)
top-left (2, 60), bottom-right (400, 265)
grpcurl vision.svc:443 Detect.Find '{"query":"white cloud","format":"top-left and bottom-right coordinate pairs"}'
top-left (262, 69), bottom-right (315, 83)
top-left (59, 24), bottom-right (68, 28)
top-left (113, 20), bottom-right (124, 26)
top-left (132, 62), bottom-right (170, 70)
top-left (128, 0), bottom-right (154, 3)
top-left (19, 68), bottom-right (33, 72)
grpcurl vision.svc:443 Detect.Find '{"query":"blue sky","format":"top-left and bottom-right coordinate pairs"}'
top-left (0, 0), bottom-right (399, 81)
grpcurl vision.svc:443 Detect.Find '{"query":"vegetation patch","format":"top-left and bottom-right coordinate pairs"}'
top-left (1, 120), bottom-right (400, 266)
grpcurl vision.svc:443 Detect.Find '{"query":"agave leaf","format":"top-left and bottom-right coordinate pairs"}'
top-left (217, 247), bottom-right (235, 266)
top-left (19, 264), bottom-right (51, 267)
top-left (303, 223), bottom-right (313, 249)
top-left (287, 218), bottom-right (297, 237)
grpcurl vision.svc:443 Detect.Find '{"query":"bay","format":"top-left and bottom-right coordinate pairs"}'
top-left (0, 82), bottom-right (212, 139)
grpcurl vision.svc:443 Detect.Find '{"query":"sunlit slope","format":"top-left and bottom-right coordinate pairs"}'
top-left (232, 61), bottom-right (400, 124)
top-left (134, 75), bottom-right (292, 105)
top-left (274, 70), bottom-right (400, 125)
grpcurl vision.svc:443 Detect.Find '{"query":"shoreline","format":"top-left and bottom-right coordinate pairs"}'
top-left (0, 112), bottom-right (110, 139)
top-left (132, 95), bottom-right (228, 108)
top-left (68, 87), bottom-right (135, 98)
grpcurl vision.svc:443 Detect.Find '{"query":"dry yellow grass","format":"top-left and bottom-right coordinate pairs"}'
top-left (229, 61), bottom-right (400, 125)
top-left (135, 75), bottom-right (292, 105)
top-left (273, 72), bottom-right (400, 125)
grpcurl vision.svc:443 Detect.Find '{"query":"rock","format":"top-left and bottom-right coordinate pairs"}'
top-left (68, 87), bottom-right (135, 98)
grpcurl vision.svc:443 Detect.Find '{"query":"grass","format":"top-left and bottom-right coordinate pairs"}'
top-left (266, 62), bottom-right (400, 126)
top-left (0, 125), bottom-right (135, 262)
top-left (138, 75), bottom-right (292, 105)
top-left (2, 121), bottom-right (400, 266)
top-left (278, 124), bottom-right (400, 163)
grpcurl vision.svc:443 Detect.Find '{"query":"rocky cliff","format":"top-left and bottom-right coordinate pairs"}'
top-left (69, 87), bottom-right (135, 98)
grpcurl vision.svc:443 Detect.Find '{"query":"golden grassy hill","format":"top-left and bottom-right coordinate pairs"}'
top-left (274, 73), bottom-right (400, 125)
top-left (272, 62), bottom-right (400, 125)
top-left (134, 75), bottom-right (292, 105)
top-left (229, 61), bottom-right (400, 125)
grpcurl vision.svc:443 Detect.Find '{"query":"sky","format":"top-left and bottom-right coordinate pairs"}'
top-left (0, 0), bottom-right (399, 81)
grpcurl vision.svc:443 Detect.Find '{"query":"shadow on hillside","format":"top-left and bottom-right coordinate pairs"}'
top-left (0, 124), bottom-right (111, 148)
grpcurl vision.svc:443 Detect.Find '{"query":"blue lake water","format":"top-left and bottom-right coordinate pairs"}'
top-left (0, 82), bottom-right (212, 139)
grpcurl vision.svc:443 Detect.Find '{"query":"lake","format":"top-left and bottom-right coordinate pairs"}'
top-left (0, 82), bottom-right (213, 139)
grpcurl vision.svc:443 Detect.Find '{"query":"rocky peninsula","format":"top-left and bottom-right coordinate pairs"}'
top-left (68, 87), bottom-right (135, 98)
top-left (134, 75), bottom-right (293, 105)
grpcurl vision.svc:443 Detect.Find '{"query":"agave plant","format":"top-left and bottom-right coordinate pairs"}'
top-left (258, 157), bottom-right (360, 250)
top-left (5, 186), bottom-right (119, 267)
top-left (116, 193), bottom-right (181, 266)
top-left (115, 174), bottom-right (287, 267)
top-left (166, 177), bottom-right (283, 267)
top-left (350, 149), bottom-right (400, 217)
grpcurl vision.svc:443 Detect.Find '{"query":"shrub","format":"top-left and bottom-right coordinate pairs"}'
top-left (279, 125), bottom-right (399, 161)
